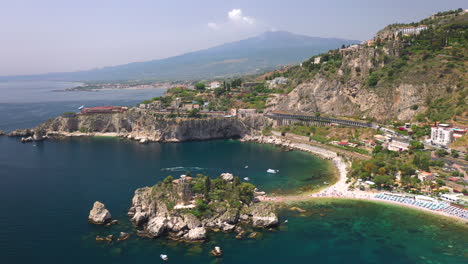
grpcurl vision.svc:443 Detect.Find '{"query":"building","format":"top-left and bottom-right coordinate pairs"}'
top-left (80, 106), bottom-right (127, 114)
top-left (441, 194), bottom-right (462, 203)
top-left (237, 109), bottom-right (257, 117)
top-left (388, 139), bottom-right (410, 151)
top-left (313, 57), bottom-right (321, 64)
top-left (417, 171), bottom-right (435, 182)
top-left (452, 128), bottom-right (467, 139)
top-left (267, 77), bottom-right (288, 88)
top-left (209, 81), bottom-right (221, 90)
top-left (430, 126), bottom-right (454, 146)
top-left (394, 25), bottom-right (428, 37)
top-left (171, 98), bottom-right (182, 109)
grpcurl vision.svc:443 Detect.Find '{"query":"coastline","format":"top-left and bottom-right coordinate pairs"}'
top-left (244, 135), bottom-right (468, 224)
top-left (14, 130), bottom-right (467, 223)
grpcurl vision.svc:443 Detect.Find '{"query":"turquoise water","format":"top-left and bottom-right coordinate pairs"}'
top-left (0, 137), bottom-right (466, 264)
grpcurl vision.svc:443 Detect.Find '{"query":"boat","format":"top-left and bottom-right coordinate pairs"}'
top-left (244, 165), bottom-right (249, 169)
top-left (210, 246), bottom-right (223, 257)
top-left (267, 169), bottom-right (278, 174)
top-left (244, 177), bottom-right (250, 181)
top-left (160, 254), bottom-right (168, 261)
top-left (78, 105), bottom-right (85, 110)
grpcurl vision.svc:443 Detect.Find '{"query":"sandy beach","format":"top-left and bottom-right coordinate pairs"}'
top-left (256, 136), bottom-right (468, 223)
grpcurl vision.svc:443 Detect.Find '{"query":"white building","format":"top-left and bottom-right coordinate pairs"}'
top-left (430, 126), bottom-right (454, 146)
top-left (209, 81), bottom-right (221, 90)
top-left (267, 77), bottom-right (288, 88)
top-left (441, 194), bottom-right (462, 203)
top-left (388, 139), bottom-right (410, 151)
top-left (313, 57), bottom-right (321, 64)
top-left (395, 25), bottom-right (428, 37)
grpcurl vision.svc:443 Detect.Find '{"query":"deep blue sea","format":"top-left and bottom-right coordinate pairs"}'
top-left (0, 81), bottom-right (467, 264)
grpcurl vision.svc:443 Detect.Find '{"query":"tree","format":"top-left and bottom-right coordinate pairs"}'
top-left (409, 140), bottom-right (424, 150)
top-left (435, 149), bottom-right (448, 158)
top-left (373, 145), bottom-right (383, 154)
top-left (188, 108), bottom-right (201, 118)
top-left (195, 83), bottom-right (206, 91)
top-left (163, 176), bottom-right (174, 184)
top-left (450, 149), bottom-right (459, 158)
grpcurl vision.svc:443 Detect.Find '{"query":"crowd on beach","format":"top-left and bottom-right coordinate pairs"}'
top-left (254, 135), bottom-right (468, 222)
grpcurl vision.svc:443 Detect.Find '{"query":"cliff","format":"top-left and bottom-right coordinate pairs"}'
top-left (270, 11), bottom-right (467, 122)
top-left (24, 110), bottom-right (271, 142)
top-left (128, 173), bottom-right (279, 242)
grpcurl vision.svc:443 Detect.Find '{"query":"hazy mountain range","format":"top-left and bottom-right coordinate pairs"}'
top-left (2, 31), bottom-right (359, 82)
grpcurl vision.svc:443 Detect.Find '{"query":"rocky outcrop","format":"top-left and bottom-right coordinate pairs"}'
top-left (29, 110), bottom-right (271, 142)
top-left (88, 201), bottom-right (112, 224)
top-left (270, 25), bottom-right (465, 122)
top-left (8, 129), bottom-right (33, 137)
top-left (250, 203), bottom-right (279, 227)
top-left (128, 173), bottom-right (279, 242)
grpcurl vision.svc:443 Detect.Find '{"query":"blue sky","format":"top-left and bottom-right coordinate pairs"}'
top-left (1, 0), bottom-right (465, 75)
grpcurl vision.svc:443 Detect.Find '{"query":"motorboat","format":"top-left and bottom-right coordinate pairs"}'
top-left (78, 105), bottom-right (85, 110)
top-left (244, 165), bottom-right (249, 168)
top-left (160, 254), bottom-right (168, 261)
top-left (244, 177), bottom-right (250, 181)
top-left (267, 169), bottom-right (278, 174)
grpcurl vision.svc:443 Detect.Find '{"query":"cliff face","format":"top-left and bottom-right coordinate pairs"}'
top-left (271, 13), bottom-right (467, 122)
top-left (34, 110), bottom-right (271, 142)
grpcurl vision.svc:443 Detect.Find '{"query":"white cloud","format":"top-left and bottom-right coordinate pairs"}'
top-left (228, 9), bottom-right (254, 24)
top-left (207, 22), bottom-right (220, 30)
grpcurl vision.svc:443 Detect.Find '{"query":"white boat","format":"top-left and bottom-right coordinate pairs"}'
top-left (160, 254), bottom-right (168, 261)
top-left (244, 177), bottom-right (250, 181)
top-left (267, 169), bottom-right (278, 174)
top-left (244, 165), bottom-right (249, 168)
top-left (78, 105), bottom-right (85, 110)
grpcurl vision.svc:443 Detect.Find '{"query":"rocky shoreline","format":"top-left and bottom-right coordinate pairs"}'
top-left (7, 112), bottom-right (271, 144)
top-left (127, 173), bottom-right (279, 242)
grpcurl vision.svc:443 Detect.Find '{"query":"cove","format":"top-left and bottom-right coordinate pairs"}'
top-left (0, 136), bottom-right (466, 264)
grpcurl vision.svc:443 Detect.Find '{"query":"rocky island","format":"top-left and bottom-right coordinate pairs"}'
top-left (128, 173), bottom-right (279, 242)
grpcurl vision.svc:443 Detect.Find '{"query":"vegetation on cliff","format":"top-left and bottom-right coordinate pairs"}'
top-left (271, 9), bottom-right (467, 122)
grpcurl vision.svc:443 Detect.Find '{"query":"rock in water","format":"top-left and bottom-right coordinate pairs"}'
top-left (146, 216), bottom-right (168, 238)
top-left (88, 201), bottom-right (112, 224)
top-left (251, 203), bottom-right (279, 228)
top-left (183, 227), bottom-right (207, 241)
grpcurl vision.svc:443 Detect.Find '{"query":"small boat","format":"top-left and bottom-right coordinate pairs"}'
top-left (160, 254), bottom-right (168, 261)
top-left (244, 165), bottom-right (249, 169)
top-left (244, 177), bottom-right (250, 181)
top-left (267, 169), bottom-right (278, 174)
top-left (323, 181), bottom-right (329, 185)
top-left (78, 105), bottom-right (85, 110)
top-left (210, 246), bottom-right (223, 257)
top-left (284, 220), bottom-right (288, 223)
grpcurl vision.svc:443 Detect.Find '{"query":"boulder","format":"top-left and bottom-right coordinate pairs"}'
top-left (88, 201), bottom-right (112, 224)
top-left (117, 232), bottom-right (131, 241)
top-left (146, 216), bottom-right (168, 238)
top-left (220, 173), bottom-right (234, 182)
top-left (251, 204), bottom-right (279, 228)
top-left (183, 227), bottom-right (206, 241)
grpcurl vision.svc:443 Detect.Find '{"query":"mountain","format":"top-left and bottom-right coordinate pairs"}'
top-left (270, 10), bottom-right (467, 122)
top-left (1, 31), bottom-right (359, 82)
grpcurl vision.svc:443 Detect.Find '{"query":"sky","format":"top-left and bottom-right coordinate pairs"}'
top-left (0, 0), bottom-right (465, 76)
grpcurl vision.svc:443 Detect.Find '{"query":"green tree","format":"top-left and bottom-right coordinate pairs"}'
top-left (450, 149), bottom-right (459, 158)
top-left (195, 83), bottom-right (206, 91)
top-left (409, 140), bottom-right (424, 150)
top-left (435, 149), bottom-right (448, 158)
top-left (163, 175), bottom-right (174, 184)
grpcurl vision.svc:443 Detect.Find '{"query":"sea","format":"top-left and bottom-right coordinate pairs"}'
top-left (0, 81), bottom-right (466, 264)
